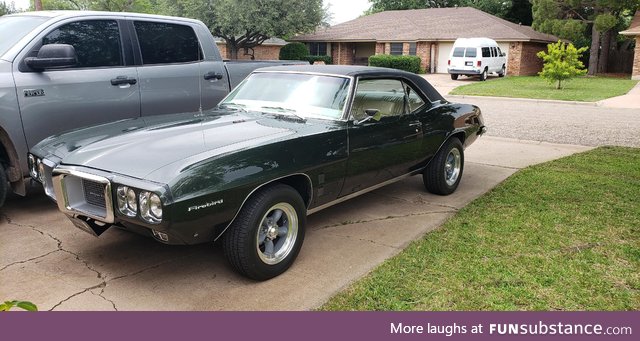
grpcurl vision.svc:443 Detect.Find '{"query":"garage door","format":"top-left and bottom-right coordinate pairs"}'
top-left (436, 42), bottom-right (454, 74)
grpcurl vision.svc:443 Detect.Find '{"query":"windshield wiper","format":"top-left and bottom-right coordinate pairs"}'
top-left (260, 106), bottom-right (306, 122)
top-left (218, 102), bottom-right (247, 111)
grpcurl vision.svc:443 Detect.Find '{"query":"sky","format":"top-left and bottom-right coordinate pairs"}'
top-left (4, 0), bottom-right (371, 25)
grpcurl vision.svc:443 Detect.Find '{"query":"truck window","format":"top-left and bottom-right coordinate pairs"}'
top-left (42, 20), bottom-right (123, 68)
top-left (134, 21), bottom-right (202, 65)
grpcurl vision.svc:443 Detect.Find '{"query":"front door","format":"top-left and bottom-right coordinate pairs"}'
top-left (14, 18), bottom-right (140, 148)
top-left (341, 78), bottom-right (424, 195)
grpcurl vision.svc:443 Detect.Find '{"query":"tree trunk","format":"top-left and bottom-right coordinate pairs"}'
top-left (35, 0), bottom-right (43, 11)
top-left (229, 44), bottom-right (239, 60)
top-left (588, 24), bottom-right (600, 76)
top-left (598, 29), bottom-right (612, 74)
top-left (557, 79), bottom-right (562, 89)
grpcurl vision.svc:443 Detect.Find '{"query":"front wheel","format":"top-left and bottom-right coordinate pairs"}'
top-left (223, 184), bottom-right (306, 280)
top-left (450, 74), bottom-right (459, 80)
top-left (423, 137), bottom-right (464, 195)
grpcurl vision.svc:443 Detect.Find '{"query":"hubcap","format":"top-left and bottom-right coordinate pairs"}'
top-left (256, 203), bottom-right (298, 265)
top-left (444, 148), bottom-right (461, 186)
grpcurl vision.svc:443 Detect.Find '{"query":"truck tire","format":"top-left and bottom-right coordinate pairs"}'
top-left (480, 69), bottom-right (488, 81)
top-left (423, 137), bottom-right (464, 195)
top-left (498, 65), bottom-right (506, 77)
top-left (450, 74), bottom-right (459, 80)
top-left (223, 184), bottom-right (306, 280)
top-left (0, 166), bottom-right (7, 208)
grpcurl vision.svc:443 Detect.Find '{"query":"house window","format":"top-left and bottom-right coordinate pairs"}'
top-left (390, 43), bottom-right (403, 55)
top-left (309, 42), bottom-right (327, 56)
top-left (409, 43), bottom-right (417, 55)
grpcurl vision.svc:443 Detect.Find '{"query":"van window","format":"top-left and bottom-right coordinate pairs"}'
top-left (482, 47), bottom-right (490, 58)
top-left (465, 48), bottom-right (477, 58)
top-left (452, 47), bottom-right (465, 57)
top-left (491, 47), bottom-right (497, 57)
top-left (497, 47), bottom-right (503, 56)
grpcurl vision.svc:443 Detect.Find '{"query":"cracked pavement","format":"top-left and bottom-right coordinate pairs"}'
top-left (0, 136), bottom-right (592, 310)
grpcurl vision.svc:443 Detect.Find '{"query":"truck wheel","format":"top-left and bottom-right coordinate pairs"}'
top-left (0, 166), bottom-right (7, 208)
top-left (480, 69), bottom-right (488, 81)
top-left (498, 65), bottom-right (506, 77)
top-left (450, 74), bottom-right (458, 80)
top-left (223, 184), bottom-right (306, 280)
top-left (423, 137), bottom-right (464, 195)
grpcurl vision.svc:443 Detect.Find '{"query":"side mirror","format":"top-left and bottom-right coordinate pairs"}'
top-left (354, 109), bottom-right (380, 125)
top-left (501, 52), bottom-right (506, 57)
top-left (25, 44), bottom-right (77, 71)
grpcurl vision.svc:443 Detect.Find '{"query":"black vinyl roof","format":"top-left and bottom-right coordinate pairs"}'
top-left (255, 65), bottom-right (445, 102)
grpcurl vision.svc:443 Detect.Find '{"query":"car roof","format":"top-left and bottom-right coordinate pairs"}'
top-left (7, 10), bottom-right (203, 24)
top-left (255, 65), bottom-right (445, 102)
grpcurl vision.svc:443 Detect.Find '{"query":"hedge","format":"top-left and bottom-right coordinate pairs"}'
top-left (368, 55), bottom-right (421, 74)
top-left (303, 55), bottom-right (333, 64)
top-left (279, 42), bottom-right (309, 60)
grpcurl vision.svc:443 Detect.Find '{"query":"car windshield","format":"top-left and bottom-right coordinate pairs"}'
top-left (222, 72), bottom-right (351, 120)
top-left (0, 16), bottom-right (49, 57)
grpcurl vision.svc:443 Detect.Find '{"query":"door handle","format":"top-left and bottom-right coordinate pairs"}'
top-left (110, 76), bottom-right (137, 86)
top-left (204, 72), bottom-right (224, 80)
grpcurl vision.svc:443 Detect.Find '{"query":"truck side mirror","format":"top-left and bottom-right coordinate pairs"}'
top-left (25, 44), bottom-right (78, 71)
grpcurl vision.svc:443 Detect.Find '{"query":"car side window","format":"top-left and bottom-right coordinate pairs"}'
top-left (482, 47), bottom-right (491, 58)
top-left (42, 20), bottom-right (123, 68)
top-left (134, 21), bottom-right (202, 65)
top-left (351, 79), bottom-right (406, 121)
top-left (404, 82), bottom-right (426, 113)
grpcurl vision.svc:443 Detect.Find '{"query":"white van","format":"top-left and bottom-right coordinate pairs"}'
top-left (447, 38), bottom-right (507, 81)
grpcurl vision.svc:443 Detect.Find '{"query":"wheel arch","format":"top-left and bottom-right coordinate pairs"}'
top-left (0, 125), bottom-right (26, 194)
top-left (214, 173), bottom-right (313, 241)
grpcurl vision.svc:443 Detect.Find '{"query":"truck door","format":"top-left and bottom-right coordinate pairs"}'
top-left (130, 20), bottom-right (229, 116)
top-left (13, 18), bottom-right (140, 148)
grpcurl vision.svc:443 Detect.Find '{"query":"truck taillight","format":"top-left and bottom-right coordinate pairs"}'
top-left (448, 60), bottom-right (451, 66)
top-left (477, 61), bottom-right (482, 67)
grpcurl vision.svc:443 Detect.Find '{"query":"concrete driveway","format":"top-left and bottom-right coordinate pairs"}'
top-left (0, 137), bottom-right (591, 311)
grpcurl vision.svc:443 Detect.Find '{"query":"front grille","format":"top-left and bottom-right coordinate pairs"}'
top-left (82, 179), bottom-right (106, 208)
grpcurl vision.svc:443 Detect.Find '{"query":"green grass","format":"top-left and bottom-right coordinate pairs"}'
top-left (322, 147), bottom-right (640, 311)
top-left (449, 76), bottom-right (638, 102)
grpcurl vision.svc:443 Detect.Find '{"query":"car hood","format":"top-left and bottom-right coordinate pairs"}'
top-left (33, 110), bottom-right (329, 180)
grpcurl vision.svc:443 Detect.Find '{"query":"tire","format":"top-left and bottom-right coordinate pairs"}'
top-left (223, 183), bottom-right (306, 280)
top-left (498, 65), bottom-right (506, 77)
top-left (450, 74), bottom-right (459, 80)
top-left (0, 166), bottom-right (7, 208)
top-left (480, 69), bottom-right (488, 81)
top-left (423, 137), bottom-right (464, 195)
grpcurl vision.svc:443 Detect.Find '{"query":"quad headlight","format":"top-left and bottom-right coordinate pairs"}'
top-left (116, 185), bottom-right (162, 224)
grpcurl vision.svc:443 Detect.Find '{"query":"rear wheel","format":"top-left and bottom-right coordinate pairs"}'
top-left (223, 184), bottom-right (306, 280)
top-left (0, 166), bottom-right (7, 208)
top-left (480, 69), bottom-right (488, 81)
top-left (450, 74), bottom-right (459, 80)
top-left (423, 137), bottom-right (464, 195)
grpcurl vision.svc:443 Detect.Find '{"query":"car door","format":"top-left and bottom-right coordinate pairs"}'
top-left (131, 20), bottom-right (229, 116)
top-left (13, 18), bottom-right (140, 148)
top-left (341, 78), bottom-right (424, 195)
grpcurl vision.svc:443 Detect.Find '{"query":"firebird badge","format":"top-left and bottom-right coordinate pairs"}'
top-left (24, 89), bottom-right (45, 97)
top-left (188, 199), bottom-right (224, 212)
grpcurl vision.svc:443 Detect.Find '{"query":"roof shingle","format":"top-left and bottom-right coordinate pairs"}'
top-left (293, 7), bottom-right (558, 43)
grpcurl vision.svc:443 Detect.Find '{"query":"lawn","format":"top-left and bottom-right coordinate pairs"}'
top-left (322, 147), bottom-right (640, 311)
top-left (448, 76), bottom-right (638, 102)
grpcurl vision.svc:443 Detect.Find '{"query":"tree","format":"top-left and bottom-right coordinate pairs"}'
top-left (531, 0), bottom-right (640, 76)
top-left (537, 41), bottom-right (588, 89)
top-left (36, 0), bottom-right (150, 12)
top-left (1, 1), bottom-right (18, 15)
top-left (504, 0), bottom-right (533, 25)
top-left (159, 0), bottom-right (327, 60)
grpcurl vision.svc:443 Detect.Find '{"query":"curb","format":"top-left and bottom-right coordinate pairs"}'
top-left (444, 94), bottom-right (599, 107)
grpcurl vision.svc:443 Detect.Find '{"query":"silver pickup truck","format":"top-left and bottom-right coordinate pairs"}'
top-left (0, 11), bottom-right (301, 207)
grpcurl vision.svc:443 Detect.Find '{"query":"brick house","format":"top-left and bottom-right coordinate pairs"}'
top-left (621, 10), bottom-right (640, 80)
top-left (215, 37), bottom-right (286, 60)
top-left (292, 7), bottom-right (559, 76)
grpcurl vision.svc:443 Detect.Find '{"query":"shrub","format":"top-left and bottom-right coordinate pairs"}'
top-left (279, 42), bottom-right (309, 61)
top-left (303, 55), bottom-right (333, 64)
top-left (537, 41), bottom-right (588, 89)
top-left (368, 55), bottom-right (421, 74)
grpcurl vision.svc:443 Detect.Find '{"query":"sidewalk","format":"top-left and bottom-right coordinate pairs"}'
top-left (597, 81), bottom-right (640, 109)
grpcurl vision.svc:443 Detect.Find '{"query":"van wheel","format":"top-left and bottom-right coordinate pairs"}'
top-left (450, 74), bottom-right (458, 80)
top-left (480, 69), bottom-right (488, 81)
top-left (0, 166), bottom-right (7, 208)
top-left (498, 65), bottom-right (506, 77)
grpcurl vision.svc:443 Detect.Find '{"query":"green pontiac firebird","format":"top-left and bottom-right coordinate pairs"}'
top-left (29, 65), bottom-right (486, 280)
